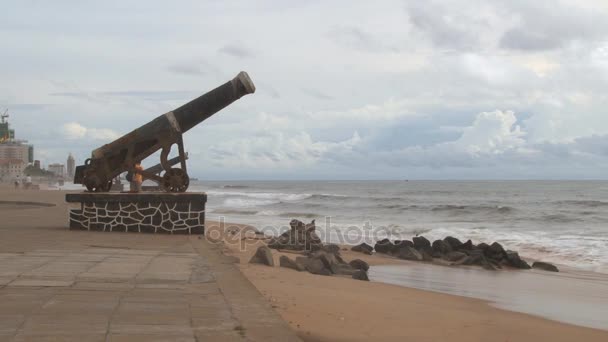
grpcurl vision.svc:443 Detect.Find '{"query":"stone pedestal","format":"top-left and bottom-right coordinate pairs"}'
top-left (65, 193), bottom-right (206, 234)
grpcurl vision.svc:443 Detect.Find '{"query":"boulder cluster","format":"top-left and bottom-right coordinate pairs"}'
top-left (250, 244), bottom-right (370, 281)
top-left (253, 219), bottom-right (371, 281)
top-left (267, 219), bottom-right (322, 251)
top-left (352, 236), bottom-right (559, 272)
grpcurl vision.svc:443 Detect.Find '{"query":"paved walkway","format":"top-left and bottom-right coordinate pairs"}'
top-left (0, 189), bottom-right (301, 341)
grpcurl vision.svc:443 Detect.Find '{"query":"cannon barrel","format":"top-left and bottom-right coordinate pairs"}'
top-left (173, 71), bottom-right (255, 133)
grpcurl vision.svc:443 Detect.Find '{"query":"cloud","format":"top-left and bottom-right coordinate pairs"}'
top-left (301, 88), bottom-right (334, 101)
top-left (218, 44), bottom-right (254, 58)
top-left (61, 122), bottom-right (120, 141)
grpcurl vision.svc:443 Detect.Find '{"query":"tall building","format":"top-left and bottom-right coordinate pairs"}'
top-left (0, 111), bottom-right (33, 164)
top-left (67, 153), bottom-right (75, 178)
top-left (48, 163), bottom-right (65, 177)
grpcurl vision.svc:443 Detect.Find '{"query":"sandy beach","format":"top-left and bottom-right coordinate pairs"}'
top-left (207, 219), bottom-right (608, 341)
top-left (2, 186), bottom-right (608, 341)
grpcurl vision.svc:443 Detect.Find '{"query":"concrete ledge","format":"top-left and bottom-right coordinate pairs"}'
top-left (65, 192), bottom-right (206, 234)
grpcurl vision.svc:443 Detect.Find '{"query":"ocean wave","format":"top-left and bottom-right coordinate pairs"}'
top-left (208, 190), bottom-right (312, 202)
top-left (223, 185), bottom-right (251, 189)
top-left (212, 209), bottom-right (259, 215)
top-left (278, 212), bottom-right (320, 219)
top-left (430, 204), bottom-right (514, 214)
top-left (222, 198), bottom-right (277, 208)
top-left (557, 200), bottom-right (608, 207)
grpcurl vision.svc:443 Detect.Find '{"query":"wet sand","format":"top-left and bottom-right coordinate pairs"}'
top-left (371, 263), bottom-right (608, 330)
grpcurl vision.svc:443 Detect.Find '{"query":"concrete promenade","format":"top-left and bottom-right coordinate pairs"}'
top-left (0, 188), bottom-right (301, 341)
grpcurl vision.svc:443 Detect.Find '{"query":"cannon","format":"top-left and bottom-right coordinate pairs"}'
top-left (74, 71), bottom-right (255, 192)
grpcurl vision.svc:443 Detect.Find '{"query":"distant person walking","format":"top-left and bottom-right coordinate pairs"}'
top-left (130, 163), bottom-right (143, 193)
top-left (14, 179), bottom-right (19, 189)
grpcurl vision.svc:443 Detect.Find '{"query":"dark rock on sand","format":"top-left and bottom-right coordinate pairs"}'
top-left (533, 261), bottom-right (559, 272)
top-left (268, 219), bottom-right (322, 251)
top-left (374, 239), bottom-right (394, 254)
top-left (352, 270), bottom-right (369, 281)
top-left (279, 255), bottom-right (305, 271)
top-left (459, 239), bottom-right (474, 251)
top-left (332, 263), bottom-right (359, 276)
top-left (413, 236), bottom-right (431, 250)
top-left (311, 250), bottom-right (340, 270)
top-left (321, 244), bottom-right (341, 254)
top-left (420, 249), bottom-right (434, 261)
top-left (351, 243), bottom-right (374, 255)
top-left (485, 242), bottom-right (506, 261)
top-left (349, 259), bottom-right (370, 271)
top-left (432, 239), bottom-right (452, 255)
top-left (445, 251), bottom-right (467, 262)
top-left (249, 246), bottom-right (274, 266)
top-left (505, 251), bottom-right (531, 269)
top-left (391, 240), bottom-right (414, 254)
top-left (444, 236), bottom-right (463, 250)
top-left (298, 257), bottom-right (331, 276)
top-left (396, 246), bottom-right (423, 261)
top-left (476, 242), bottom-right (490, 252)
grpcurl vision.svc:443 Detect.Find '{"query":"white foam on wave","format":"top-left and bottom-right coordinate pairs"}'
top-left (207, 190), bottom-right (312, 202)
top-left (223, 198), bottom-right (277, 208)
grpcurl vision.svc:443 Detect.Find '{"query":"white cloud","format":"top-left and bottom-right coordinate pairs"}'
top-left (455, 110), bottom-right (525, 154)
top-left (61, 122), bottom-right (120, 141)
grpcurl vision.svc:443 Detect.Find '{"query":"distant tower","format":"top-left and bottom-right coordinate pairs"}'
top-left (67, 153), bottom-right (75, 178)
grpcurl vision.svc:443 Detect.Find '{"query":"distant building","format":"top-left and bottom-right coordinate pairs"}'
top-left (48, 163), bottom-right (65, 177)
top-left (67, 153), bottom-right (75, 178)
top-left (0, 159), bottom-right (25, 180)
top-left (0, 111), bottom-right (34, 164)
top-left (34, 160), bottom-right (41, 169)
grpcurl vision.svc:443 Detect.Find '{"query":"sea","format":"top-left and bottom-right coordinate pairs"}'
top-left (186, 180), bottom-right (608, 274)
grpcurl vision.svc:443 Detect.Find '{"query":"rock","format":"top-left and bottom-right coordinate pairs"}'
top-left (249, 246), bottom-right (274, 266)
top-left (311, 250), bottom-right (339, 270)
top-left (299, 257), bottom-right (331, 276)
top-left (349, 259), bottom-right (370, 271)
top-left (420, 249), bottom-right (434, 261)
top-left (396, 246), bottom-right (423, 261)
top-left (444, 236), bottom-right (463, 250)
top-left (321, 244), bottom-right (341, 254)
top-left (351, 243), bottom-right (374, 255)
top-left (332, 264), bottom-right (358, 276)
top-left (352, 270), bottom-right (369, 281)
top-left (374, 239), bottom-right (394, 254)
top-left (505, 251), bottom-right (531, 269)
top-left (481, 257), bottom-right (498, 271)
top-left (432, 239), bottom-right (452, 255)
top-left (413, 236), bottom-right (431, 251)
top-left (391, 240), bottom-right (414, 254)
top-left (268, 219), bottom-right (323, 251)
top-left (532, 261), bottom-right (559, 272)
top-left (445, 251), bottom-right (467, 262)
top-left (459, 239), bottom-right (474, 251)
top-left (279, 255), bottom-right (305, 271)
top-left (485, 242), bottom-right (506, 261)
top-left (475, 242), bottom-right (490, 251)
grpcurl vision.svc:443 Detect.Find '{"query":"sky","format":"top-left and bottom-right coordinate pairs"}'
top-left (2, 0), bottom-right (608, 180)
